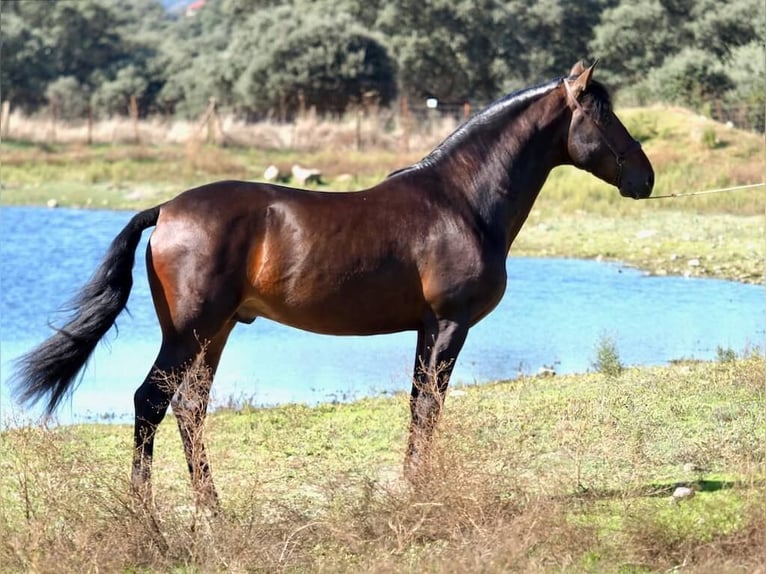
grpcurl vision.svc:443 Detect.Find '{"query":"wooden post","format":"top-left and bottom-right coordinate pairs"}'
top-left (355, 105), bottom-right (362, 151)
top-left (129, 95), bottom-right (140, 144)
top-left (194, 98), bottom-right (224, 144)
top-left (399, 96), bottom-right (410, 153)
top-left (49, 99), bottom-right (57, 144)
top-left (0, 101), bottom-right (10, 141)
top-left (87, 104), bottom-right (93, 145)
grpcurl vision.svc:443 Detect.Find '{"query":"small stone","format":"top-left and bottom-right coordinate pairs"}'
top-left (671, 486), bottom-right (696, 502)
top-left (46, 198), bottom-right (58, 208)
top-left (688, 258), bottom-right (701, 267)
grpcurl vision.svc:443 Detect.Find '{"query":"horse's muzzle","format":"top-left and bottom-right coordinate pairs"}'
top-left (621, 168), bottom-right (654, 199)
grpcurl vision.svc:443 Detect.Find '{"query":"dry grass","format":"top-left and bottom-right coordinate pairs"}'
top-left (1, 352), bottom-right (763, 573)
top-left (2, 108), bottom-right (458, 153)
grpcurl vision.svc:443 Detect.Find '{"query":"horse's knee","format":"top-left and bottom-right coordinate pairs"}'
top-left (134, 380), bottom-right (172, 424)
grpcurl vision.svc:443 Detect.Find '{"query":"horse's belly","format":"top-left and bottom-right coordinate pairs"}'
top-left (239, 272), bottom-right (426, 335)
top-left (240, 295), bottom-right (422, 336)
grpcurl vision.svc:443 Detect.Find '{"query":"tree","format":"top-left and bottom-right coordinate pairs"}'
top-left (230, 6), bottom-right (396, 118)
top-left (155, 0), bottom-right (238, 117)
top-left (45, 76), bottom-right (91, 120)
top-left (589, 0), bottom-right (682, 87)
top-left (376, 0), bottom-right (518, 103)
top-left (1, 1), bottom-right (56, 110)
top-left (646, 48), bottom-right (733, 108)
top-left (1, 0), bottom-right (166, 116)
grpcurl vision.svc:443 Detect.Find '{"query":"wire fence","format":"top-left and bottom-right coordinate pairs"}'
top-left (1, 97), bottom-right (762, 151)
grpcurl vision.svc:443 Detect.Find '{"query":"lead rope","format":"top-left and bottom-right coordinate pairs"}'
top-left (641, 182), bottom-right (765, 200)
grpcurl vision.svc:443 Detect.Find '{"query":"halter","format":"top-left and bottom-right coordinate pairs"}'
top-left (564, 79), bottom-right (642, 188)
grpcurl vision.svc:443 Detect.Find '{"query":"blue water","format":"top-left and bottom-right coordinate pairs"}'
top-left (1, 206), bottom-right (763, 425)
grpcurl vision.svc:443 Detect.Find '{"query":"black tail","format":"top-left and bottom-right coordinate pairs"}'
top-left (14, 206), bottom-right (161, 414)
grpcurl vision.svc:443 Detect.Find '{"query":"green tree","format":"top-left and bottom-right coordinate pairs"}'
top-left (45, 76), bottom-right (91, 119)
top-left (155, 0), bottom-right (237, 117)
top-left (1, 0), bottom-right (167, 117)
top-left (377, 0), bottom-right (519, 103)
top-left (646, 48), bottom-right (733, 108)
top-left (1, 1), bottom-right (56, 110)
top-left (230, 6), bottom-right (395, 118)
top-left (589, 0), bottom-right (682, 87)
top-left (723, 42), bottom-right (765, 131)
top-left (518, 0), bottom-right (617, 83)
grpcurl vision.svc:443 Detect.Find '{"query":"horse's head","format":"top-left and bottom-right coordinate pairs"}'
top-left (563, 61), bottom-right (654, 199)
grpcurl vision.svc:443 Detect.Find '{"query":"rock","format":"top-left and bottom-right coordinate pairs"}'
top-left (263, 164), bottom-right (280, 181)
top-left (671, 486), bottom-right (696, 503)
top-left (46, 198), bottom-right (58, 208)
top-left (537, 366), bottom-right (556, 377)
top-left (636, 229), bottom-right (656, 239)
top-left (263, 164), bottom-right (291, 183)
top-left (292, 164), bottom-right (324, 185)
top-left (688, 258), bottom-right (701, 267)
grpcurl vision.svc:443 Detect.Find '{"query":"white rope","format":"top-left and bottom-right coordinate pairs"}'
top-left (643, 182), bottom-right (765, 200)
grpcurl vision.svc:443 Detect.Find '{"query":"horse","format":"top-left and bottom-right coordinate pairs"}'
top-left (14, 61), bottom-right (654, 509)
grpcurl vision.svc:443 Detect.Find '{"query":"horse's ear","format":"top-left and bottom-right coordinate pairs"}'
top-left (569, 60), bottom-right (587, 76)
top-left (567, 59), bottom-right (599, 99)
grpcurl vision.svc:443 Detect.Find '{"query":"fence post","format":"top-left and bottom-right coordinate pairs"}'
top-left (355, 105), bottom-right (362, 151)
top-left (129, 95), bottom-right (140, 144)
top-left (400, 96), bottom-right (410, 153)
top-left (87, 104), bottom-right (93, 145)
top-left (0, 101), bottom-right (10, 141)
top-left (49, 99), bottom-right (58, 144)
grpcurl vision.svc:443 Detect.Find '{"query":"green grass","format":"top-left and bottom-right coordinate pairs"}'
top-left (1, 353), bottom-right (763, 572)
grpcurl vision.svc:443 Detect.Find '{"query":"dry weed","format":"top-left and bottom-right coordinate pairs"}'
top-left (4, 110), bottom-right (458, 153)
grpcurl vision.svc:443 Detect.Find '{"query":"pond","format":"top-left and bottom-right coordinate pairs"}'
top-left (1, 206), bottom-right (763, 424)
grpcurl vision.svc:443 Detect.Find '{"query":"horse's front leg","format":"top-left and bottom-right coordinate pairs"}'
top-left (405, 317), bottom-right (468, 481)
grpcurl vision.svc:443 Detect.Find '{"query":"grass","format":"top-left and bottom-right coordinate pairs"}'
top-left (1, 352), bottom-right (763, 572)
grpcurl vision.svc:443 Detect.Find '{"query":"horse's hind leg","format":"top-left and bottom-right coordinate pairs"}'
top-left (131, 324), bottom-right (232, 507)
top-left (131, 337), bottom-right (200, 502)
top-left (170, 321), bottom-right (235, 510)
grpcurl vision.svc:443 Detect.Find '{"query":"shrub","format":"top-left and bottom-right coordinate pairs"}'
top-left (592, 334), bottom-right (624, 377)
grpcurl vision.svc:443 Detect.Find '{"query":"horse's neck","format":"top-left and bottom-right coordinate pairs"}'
top-left (438, 88), bottom-right (569, 251)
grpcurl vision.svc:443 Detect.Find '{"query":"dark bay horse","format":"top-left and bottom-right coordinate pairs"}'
top-left (15, 61), bottom-right (653, 507)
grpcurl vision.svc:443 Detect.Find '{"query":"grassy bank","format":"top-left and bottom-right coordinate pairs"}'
top-left (1, 105), bottom-right (763, 282)
top-left (1, 352), bottom-right (763, 572)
